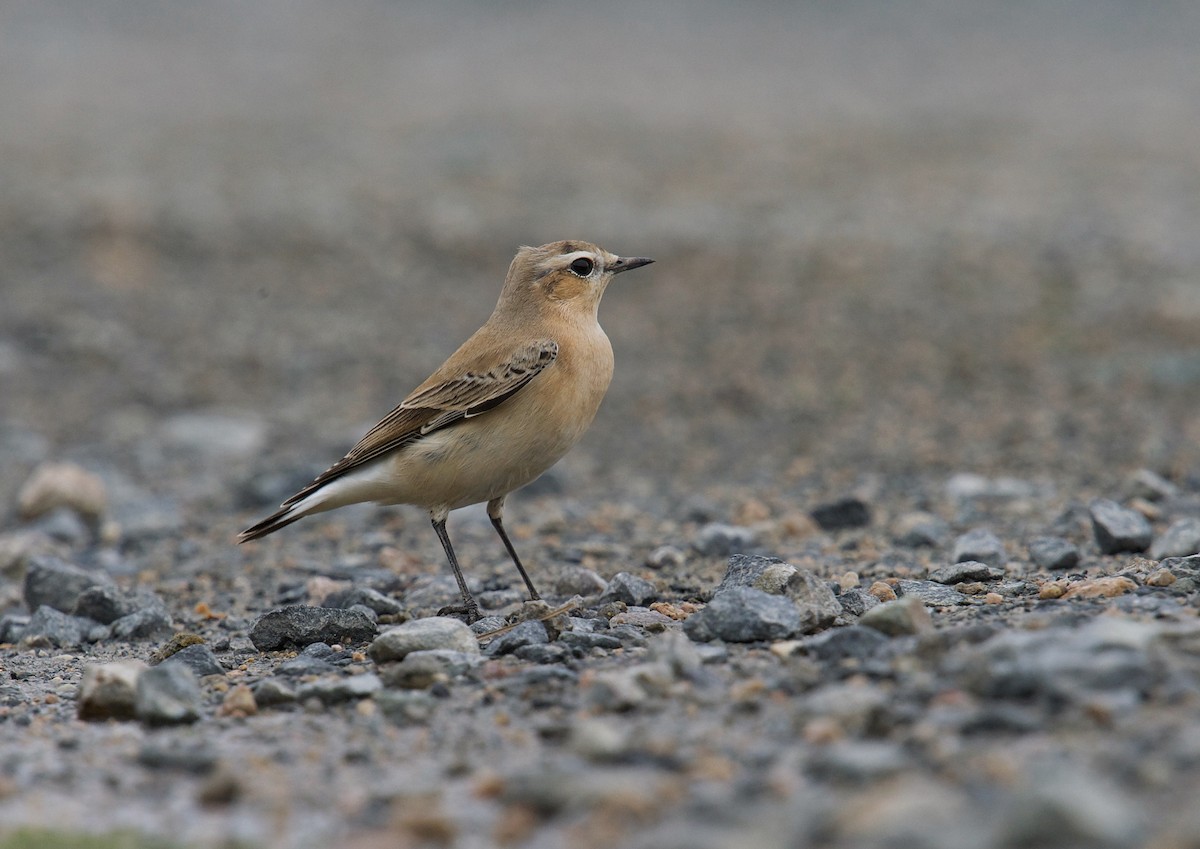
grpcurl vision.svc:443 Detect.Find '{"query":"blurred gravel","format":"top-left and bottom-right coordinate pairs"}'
top-left (3, 1), bottom-right (1200, 848)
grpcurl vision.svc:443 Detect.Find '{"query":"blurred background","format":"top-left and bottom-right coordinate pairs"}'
top-left (3, 0), bottom-right (1200, 515)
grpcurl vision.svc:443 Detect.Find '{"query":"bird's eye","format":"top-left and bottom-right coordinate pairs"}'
top-left (569, 257), bottom-right (594, 277)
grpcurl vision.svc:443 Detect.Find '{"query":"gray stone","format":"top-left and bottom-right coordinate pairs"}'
top-left (469, 615), bottom-right (508, 635)
top-left (551, 565), bottom-right (608, 597)
top-left (322, 586), bottom-right (403, 616)
top-left (683, 586), bottom-right (801, 643)
top-left (804, 625), bottom-right (889, 664)
top-left (929, 560), bottom-right (1003, 584)
top-left (161, 644), bottom-right (225, 678)
top-left (136, 664), bottom-right (202, 726)
top-left (72, 584), bottom-right (157, 625)
top-left (1028, 536), bottom-right (1081, 570)
top-left (808, 740), bottom-right (908, 783)
top-left (108, 607), bottom-right (174, 641)
top-left (785, 568), bottom-right (845, 632)
top-left (1150, 517), bottom-right (1200, 559)
top-left (297, 673), bottom-right (382, 705)
top-left (376, 690), bottom-right (436, 726)
top-left (368, 616), bottom-right (479, 663)
top-left (30, 507), bottom-right (91, 546)
top-left (485, 620), bottom-right (549, 656)
top-left (1128, 468), bottom-right (1178, 502)
top-left (379, 649), bottom-right (482, 689)
top-left (78, 661), bottom-right (145, 721)
top-left (859, 596), bottom-right (934, 637)
top-left (999, 761), bottom-right (1144, 848)
top-left (716, 553), bottom-right (798, 595)
top-left (837, 588), bottom-right (880, 617)
top-left (19, 605), bottom-right (100, 647)
top-left (598, 571), bottom-right (658, 606)
top-left (514, 643), bottom-right (570, 664)
top-left (23, 554), bottom-right (109, 613)
top-left (892, 511), bottom-right (950, 548)
top-left (810, 496), bottom-right (871, 531)
top-left (559, 630), bottom-right (624, 652)
top-left (250, 605), bottom-right (377, 651)
top-left (952, 528), bottom-right (1006, 567)
top-left (1090, 499), bottom-right (1153, 554)
top-left (0, 614), bottom-right (30, 643)
top-left (252, 678), bottom-right (297, 707)
top-left (897, 579), bottom-right (968, 606)
top-left (693, 523), bottom-right (757, 557)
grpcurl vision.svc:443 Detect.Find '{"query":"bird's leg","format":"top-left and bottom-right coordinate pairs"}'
top-left (487, 497), bottom-right (541, 601)
top-left (431, 515), bottom-right (480, 623)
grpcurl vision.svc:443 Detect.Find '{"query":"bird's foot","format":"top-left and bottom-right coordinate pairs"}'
top-left (436, 601), bottom-right (481, 625)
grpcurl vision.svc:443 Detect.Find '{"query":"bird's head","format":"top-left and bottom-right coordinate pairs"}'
top-left (500, 240), bottom-right (653, 319)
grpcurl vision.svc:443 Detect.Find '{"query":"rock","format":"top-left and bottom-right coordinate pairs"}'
top-left (78, 661), bottom-right (146, 721)
top-left (1128, 468), bottom-right (1178, 502)
top-left (1150, 517), bottom-right (1200, 559)
top-left (136, 664), bottom-right (203, 726)
top-left (803, 625), bottom-right (889, 664)
top-left (551, 565), bottom-right (608, 597)
top-left (252, 678), bottom-right (298, 708)
top-left (683, 586), bottom-right (801, 643)
top-left (608, 607), bottom-right (676, 630)
top-left (1090, 499), bottom-right (1152, 554)
top-left (859, 596), bottom-right (933, 637)
top-left (1028, 536), bottom-right (1081, 570)
top-left (929, 561), bottom-right (1003, 584)
top-left (784, 568), bottom-right (844, 632)
top-left (693, 523), bottom-right (757, 557)
top-left (598, 572), bottom-right (658, 606)
top-left (322, 586), bottom-right (404, 616)
top-left (808, 740), bottom-right (908, 783)
top-left (277, 643), bottom-right (341, 676)
top-left (810, 496), bottom-right (871, 531)
top-left (29, 507), bottom-right (91, 546)
top-left (297, 673), bottom-right (382, 705)
top-left (868, 581), bottom-right (897, 602)
top-left (368, 616), bottom-right (479, 663)
top-left (72, 585), bottom-right (164, 625)
top-left (108, 607), bottom-right (174, 641)
top-left (249, 606), bottom-right (377, 651)
top-left (19, 606), bottom-right (101, 647)
top-left (837, 588), bottom-right (880, 617)
top-left (376, 690), bottom-right (437, 726)
top-left (716, 553), bottom-right (797, 595)
top-left (17, 462), bottom-right (107, 522)
top-left (999, 761), bottom-right (1143, 847)
top-left (379, 650), bottom-right (481, 689)
top-left (216, 684), bottom-right (258, 718)
top-left (161, 644), bottom-right (225, 678)
top-left (23, 555), bottom-right (110, 613)
top-left (559, 630), bottom-right (623, 652)
top-left (952, 528), bottom-right (1006, 567)
top-left (892, 512), bottom-right (950, 548)
top-left (484, 620), bottom-right (549, 656)
top-left (514, 643), bottom-right (570, 664)
top-left (645, 545), bottom-right (686, 570)
top-left (1062, 576), bottom-right (1138, 599)
top-left (897, 580), bottom-right (968, 606)
top-left (583, 667), bottom-right (651, 711)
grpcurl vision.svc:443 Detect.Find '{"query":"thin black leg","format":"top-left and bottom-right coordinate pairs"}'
top-left (489, 512), bottom-right (541, 601)
top-left (431, 517), bottom-right (479, 623)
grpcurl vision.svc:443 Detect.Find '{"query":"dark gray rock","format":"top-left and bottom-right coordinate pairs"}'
top-left (551, 565), bottom-right (608, 597)
top-left (137, 742), bottom-right (218, 774)
top-left (23, 554), bottom-right (109, 613)
top-left (20, 605), bottom-right (101, 647)
top-left (250, 605), bottom-right (377, 651)
top-left (376, 690), bottom-right (437, 726)
top-left (72, 584), bottom-right (146, 625)
top-left (252, 678), bottom-right (297, 707)
top-left (77, 661), bottom-right (144, 721)
top-left (837, 588), bottom-right (880, 617)
top-left (368, 616), bottom-right (479, 662)
top-left (30, 507), bottom-right (91, 546)
top-left (810, 496), bottom-right (871, 531)
top-left (693, 523), bottom-right (757, 557)
top-left (714, 554), bottom-right (841, 633)
top-left (784, 568), bottom-right (844, 633)
top-left (1090, 499), bottom-right (1152, 554)
top-left (1150, 517), bottom-right (1200, 560)
top-left (379, 649), bottom-right (482, 689)
top-left (1028, 536), bottom-right (1081, 570)
top-left (559, 630), bottom-right (624, 652)
top-left (598, 571), bottom-right (658, 606)
top-left (683, 586), bottom-right (801, 643)
top-left (952, 528), bottom-right (1006, 567)
top-left (929, 561), bottom-right (1004, 584)
top-left (485, 620), bottom-right (549, 656)
top-left (322, 586), bottom-right (403, 616)
top-left (161, 644), bottom-right (225, 678)
top-left (998, 761), bottom-right (1144, 848)
top-left (804, 625), bottom-right (889, 664)
top-left (108, 607), bottom-right (174, 641)
top-left (136, 664), bottom-right (202, 726)
top-left (897, 580), bottom-right (968, 606)
top-left (0, 614), bottom-right (30, 643)
top-left (859, 596), bottom-right (934, 637)
top-left (514, 643), bottom-right (570, 664)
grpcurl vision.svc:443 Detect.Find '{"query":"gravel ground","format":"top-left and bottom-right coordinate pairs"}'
top-left (3, 2), bottom-right (1200, 847)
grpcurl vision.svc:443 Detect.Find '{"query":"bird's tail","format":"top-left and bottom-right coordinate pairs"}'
top-left (236, 504), bottom-right (308, 543)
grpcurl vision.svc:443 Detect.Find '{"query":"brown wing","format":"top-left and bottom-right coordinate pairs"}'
top-left (280, 339), bottom-right (558, 508)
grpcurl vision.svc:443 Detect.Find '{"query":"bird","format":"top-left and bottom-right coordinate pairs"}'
top-left (237, 240), bottom-right (654, 622)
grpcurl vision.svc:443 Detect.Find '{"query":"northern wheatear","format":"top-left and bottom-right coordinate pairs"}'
top-left (238, 241), bottom-right (653, 621)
